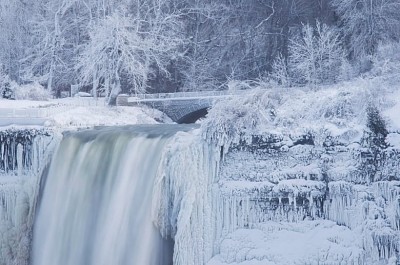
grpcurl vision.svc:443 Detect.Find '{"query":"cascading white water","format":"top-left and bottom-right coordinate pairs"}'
top-left (32, 125), bottom-right (195, 265)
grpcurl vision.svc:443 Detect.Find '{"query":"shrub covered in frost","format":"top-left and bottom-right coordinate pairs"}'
top-left (201, 88), bottom-right (277, 149)
top-left (366, 104), bottom-right (388, 144)
top-left (370, 41), bottom-right (400, 82)
top-left (0, 72), bottom-right (15, 99)
top-left (14, 82), bottom-right (52, 101)
top-left (202, 79), bottom-right (380, 151)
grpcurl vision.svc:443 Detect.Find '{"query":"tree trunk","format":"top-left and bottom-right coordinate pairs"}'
top-left (108, 72), bottom-right (121, 106)
top-left (92, 68), bottom-right (98, 100)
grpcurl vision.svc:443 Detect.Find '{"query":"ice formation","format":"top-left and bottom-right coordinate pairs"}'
top-left (0, 128), bottom-right (57, 265)
top-left (202, 128), bottom-right (400, 264)
top-left (153, 129), bottom-right (220, 265)
top-left (152, 129), bottom-right (398, 264)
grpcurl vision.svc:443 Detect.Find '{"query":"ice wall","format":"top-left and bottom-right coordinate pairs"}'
top-left (325, 181), bottom-right (400, 263)
top-left (0, 129), bottom-right (56, 265)
top-left (153, 129), bottom-right (220, 265)
top-left (209, 131), bottom-right (400, 264)
top-left (155, 127), bottom-right (400, 264)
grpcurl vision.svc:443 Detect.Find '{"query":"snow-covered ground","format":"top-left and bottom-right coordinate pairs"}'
top-left (208, 221), bottom-right (364, 265)
top-left (384, 89), bottom-right (400, 131)
top-left (0, 97), bottom-right (171, 129)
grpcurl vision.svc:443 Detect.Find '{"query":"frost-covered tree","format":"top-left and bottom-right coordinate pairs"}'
top-left (331, 0), bottom-right (400, 58)
top-left (289, 23), bottom-right (318, 86)
top-left (366, 104), bottom-right (388, 147)
top-left (288, 21), bottom-right (343, 86)
top-left (77, 12), bottom-right (139, 103)
top-left (270, 53), bottom-right (290, 87)
top-left (177, 0), bottom-right (293, 91)
top-left (21, 0), bottom-right (121, 94)
top-left (0, 0), bottom-right (341, 93)
top-left (77, 7), bottom-right (182, 104)
top-left (361, 104), bottom-right (389, 181)
top-left (0, 0), bottom-right (31, 82)
top-left (0, 69), bottom-right (14, 99)
top-left (22, 0), bottom-right (79, 92)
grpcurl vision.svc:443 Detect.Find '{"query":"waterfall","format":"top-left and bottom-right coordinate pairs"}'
top-left (32, 125), bottom-right (196, 265)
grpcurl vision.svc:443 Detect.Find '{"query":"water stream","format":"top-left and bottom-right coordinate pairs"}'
top-left (32, 124), bottom-right (196, 265)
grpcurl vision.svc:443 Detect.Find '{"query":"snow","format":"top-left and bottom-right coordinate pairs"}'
top-left (0, 99), bottom-right (54, 109)
top-left (208, 221), bottom-right (364, 265)
top-left (48, 105), bottom-right (161, 128)
top-left (219, 181), bottom-right (274, 196)
top-left (0, 97), bottom-right (171, 129)
top-left (387, 133), bottom-right (400, 148)
top-left (384, 89), bottom-right (400, 131)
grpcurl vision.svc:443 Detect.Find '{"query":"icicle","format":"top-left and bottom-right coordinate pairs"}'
top-left (17, 143), bottom-right (23, 177)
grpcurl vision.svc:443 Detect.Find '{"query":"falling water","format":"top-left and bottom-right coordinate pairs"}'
top-left (32, 124), bottom-right (195, 265)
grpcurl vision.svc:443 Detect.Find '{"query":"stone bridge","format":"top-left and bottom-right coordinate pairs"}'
top-left (117, 90), bottom-right (245, 123)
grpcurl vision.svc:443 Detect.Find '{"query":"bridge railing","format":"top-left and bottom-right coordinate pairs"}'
top-left (131, 89), bottom-right (248, 100)
top-left (0, 108), bottom-right (51, 118)
top-left (0, 98), bottom-right (105, 119)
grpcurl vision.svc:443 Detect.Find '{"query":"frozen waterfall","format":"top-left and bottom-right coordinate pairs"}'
top-left (0, 129), bottom-right (56, 265)
top-left (32, 125), bottom-right (198, 265)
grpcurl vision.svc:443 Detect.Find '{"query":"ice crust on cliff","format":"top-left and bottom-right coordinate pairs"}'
top-left (153, 129), bottom-right (219, 265)
top-left (0, 130), bottom-right (58, 265)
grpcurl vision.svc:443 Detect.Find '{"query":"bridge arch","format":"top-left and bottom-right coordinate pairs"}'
top-left (176, 107), bottom-right (208, 124)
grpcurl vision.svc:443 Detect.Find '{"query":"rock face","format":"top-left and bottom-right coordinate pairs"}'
top-left (215, 130), bottom-right (400, 264)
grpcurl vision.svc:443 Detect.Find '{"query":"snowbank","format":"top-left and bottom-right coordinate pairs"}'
top-left (208, 221), bottom-right (364, 265)
top-left (0, 97), bottom-right (171, 129)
